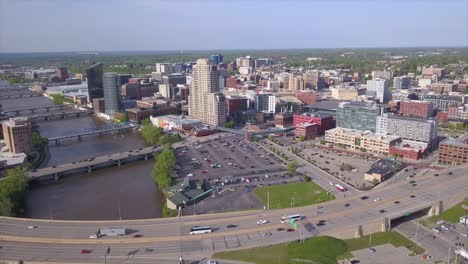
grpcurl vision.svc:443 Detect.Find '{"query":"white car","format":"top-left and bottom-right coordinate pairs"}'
top-left (432, 227), bottom-right (441, 233)
top-left (207, 261), bottom-right (218, 264)
top-left (256, 219), bottom-right (268, 225)
top-left (89, 234), bottom-right (98, 239)
top-left (460, 233), bottom-right (468, 238)
top-left (27, 225), bottom-right (37, 229)
top-left (373, 198), bottom-right (381, 202)
top-left (436, 220), bottom-right (445, 225)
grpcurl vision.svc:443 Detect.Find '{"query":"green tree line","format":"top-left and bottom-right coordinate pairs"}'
top-left (0, 167), bottom-right (29, 217)
top-left (140, 119), bottom-right (181, 146)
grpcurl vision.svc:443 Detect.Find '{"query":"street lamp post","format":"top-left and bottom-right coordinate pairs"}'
top-left (104, 247), bottom-right (110, 264)
top-left (462, 204), bottom-right (468, 227)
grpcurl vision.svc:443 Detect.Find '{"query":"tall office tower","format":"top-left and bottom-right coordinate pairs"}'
top-left (188, 59), bottom-right (226, 126)
top-left (366, 78), bottom-right (392, 103)
top-left (103, 72), bottom-right (122, 115)
top-left (336, 102), bottom-right (381, 132)
top-left (208, 54), bottom-right (224, 65)
top-left (393, 76), bottom-right (411, 90)
top-left (2, 117), bottom-right (33, 154)
top-left (86, 63), bottom-right (104, 102)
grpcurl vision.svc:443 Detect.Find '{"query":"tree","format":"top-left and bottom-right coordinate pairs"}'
top-left (288, 161), bottom-right (299, 175)
top-left (32, 132), bottom-right (48, 147)
top-left (0, 167), bottom-right (28, 216)
top-left (224, 120), bottom-right (235, 129)
top-left (298, 135), bottom-right (305, 142)
top-left (151, 147), bottom-right (176, 191)
top-left (320, 139), bottom-right (326, 145)
top-left (371, 178), bottom-right (380, 186)
top-left (464, 88), bottom-right (468, 94)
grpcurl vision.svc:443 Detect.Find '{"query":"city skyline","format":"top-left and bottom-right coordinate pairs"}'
top-left (0, 0), bottom-right (467, 53)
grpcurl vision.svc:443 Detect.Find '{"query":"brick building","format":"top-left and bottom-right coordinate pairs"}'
top-left (293, 113), bottom-right (334, 135)
top-left (226, 96), bottom-right (248, 116)
top-left (2, 117), bottom-right (33, 154)
top-left (295, 91), bottom-right (317, 105)
top-left (399, 101), bottom-right (433, 118)
top-left (295, 122), bottom-right (319, 140)
top-left (92, 98), bottom-right (105, 113)
top-left (275, 112), bottom-right (294, 128)
top-left (438, 138), bottom-right (468, 165)
top-left (226, 77), bottom-right (240, 89)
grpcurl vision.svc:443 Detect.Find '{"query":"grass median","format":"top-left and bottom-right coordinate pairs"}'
top-left (213, 232), bottom-right (424, 264)
top-left (254, 182), bottom-right (334, 209)
top-left (421, 200), bottom-right (468, 227)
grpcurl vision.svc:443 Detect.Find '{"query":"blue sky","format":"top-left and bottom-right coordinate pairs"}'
top-left (0, 0), bottom-right (467, 52)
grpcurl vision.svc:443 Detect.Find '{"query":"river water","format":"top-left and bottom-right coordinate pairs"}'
top-left (24, 116), bottom-right (163, 220)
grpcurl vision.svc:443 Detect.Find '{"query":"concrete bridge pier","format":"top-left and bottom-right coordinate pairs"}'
top-left (77, 135), bottom-right (82, 142)
top-left (87, 166), bottom-right (92, 173)
top-left (54, 174), bottom-right (60, 181)
top-left (381, 217), bottom-right (390, 232)
top-left (117, 159), bottom-right (121, 167)
top-left (55, 139), bottom-right (60, 145)
top-left (144, 154), bottom-right (149, 160)
top-left (355, 224), bottom-right (363, 238)
top-left (428, 201), bottom-right (442, 216)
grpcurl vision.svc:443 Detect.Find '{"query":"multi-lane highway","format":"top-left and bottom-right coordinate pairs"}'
top-left (0, 165), bottom-right (467, 263)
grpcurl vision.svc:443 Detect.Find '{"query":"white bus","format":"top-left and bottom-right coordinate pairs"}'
top-left (189, 226), bottom-right (212, 235)
top-left (280, 214), bottom-right (301, 224)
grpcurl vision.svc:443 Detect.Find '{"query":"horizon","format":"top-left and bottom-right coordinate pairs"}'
top-left (1, 0), bottom-right (467, 53)
top-left (0, 45), bottom-right (467, 55)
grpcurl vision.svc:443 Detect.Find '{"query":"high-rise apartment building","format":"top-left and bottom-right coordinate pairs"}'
top-left (399, 101), bottom-right (433, 118)
top-left (423, 94), bottom-right (466, 111)
top-left (366, 78), bottom-right (392, 103)
top-left (86, 63), bottom-right (104, 103)
top-left (336, 102), bottom-right (381, 132)
top-left (376, 115), bottom-right (438, 147)
top-left (2, 117), bottom-right (33, 154)
top-left (103, 72), bottom-right (122, 115)
top-left (188, 59), bottom-right (226, 126)
top-left (255, 94), bottom-right (276, 114)
top-left (393, 76), bottom-right (411, 90)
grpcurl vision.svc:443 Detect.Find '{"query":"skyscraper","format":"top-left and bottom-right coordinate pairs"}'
top-left (188, 59), bottom-right (226, 126)
top-left (86, 63), bottom-right (104, 103)
top-left (208, 54), bottom-right (224, 65)
top-left (103, 72), bottom-right (122, 115)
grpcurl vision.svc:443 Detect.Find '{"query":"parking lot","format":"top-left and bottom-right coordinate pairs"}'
top-left (296, 145), bottom-right (378, 189)
top-left (175, 135), bottom-right (301, 214)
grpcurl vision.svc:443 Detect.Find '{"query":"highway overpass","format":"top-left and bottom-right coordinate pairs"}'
top-left (0, 164), bottom-right (466, 263)
top-left (27, 146), bottom-right (161, 181)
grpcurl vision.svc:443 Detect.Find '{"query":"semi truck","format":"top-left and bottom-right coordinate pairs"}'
top-left (90, 227), bottom-right (126, 238)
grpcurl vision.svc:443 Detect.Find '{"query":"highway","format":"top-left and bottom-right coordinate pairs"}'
top-left (0, 165), bottom-right (466, 263)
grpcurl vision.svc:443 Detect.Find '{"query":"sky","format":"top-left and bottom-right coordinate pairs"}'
top-left (0, 0), bottom-right (467, 53)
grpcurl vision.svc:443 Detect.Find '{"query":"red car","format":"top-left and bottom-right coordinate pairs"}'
top-left (202, 170), bottom-right (208, 173)
top-left (287, 228), bottom-right (295, 232)
top-left (133, 234), bottom-right (143, 238)
top-left (81, 249), bottom-right (91, 254)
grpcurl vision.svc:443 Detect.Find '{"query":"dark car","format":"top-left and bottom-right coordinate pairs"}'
top-left (226, 224), bottom-right (238, 229)
top-left (360, 196), bottom-right (369, 200)
top-left (409, 180), bottom-right (416, 184)
top-left (287, 228), bottom-right (295, 232)
top-left (394, 201), bottom-right (400, 204)
top-left (344, 203), bottom-right (351, 207)
top-left (133, 234), bottom-right (143, 238)
top-left (448, 172), bottom-right (453, 175)
top-left (276, 228), bottom-right (285, 231)
top-left (434, 174), bottom-right (439, 177)
top-left (81, 249), bottom-right (92, 254)
top-left (410, 195), bottom-right (416, 198)
top-left (379, 209), bottom-right (386, 213)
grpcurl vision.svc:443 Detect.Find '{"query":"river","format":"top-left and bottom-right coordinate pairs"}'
top-left (24, 116), bottom-right (163, 220)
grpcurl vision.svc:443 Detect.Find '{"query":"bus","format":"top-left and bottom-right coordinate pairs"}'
top-left (280, 214), bottom-right (301, 224)
top-left (335, 184), bottom-right (346, 192)
top-left (189, 226), bottom-right (212, 235)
